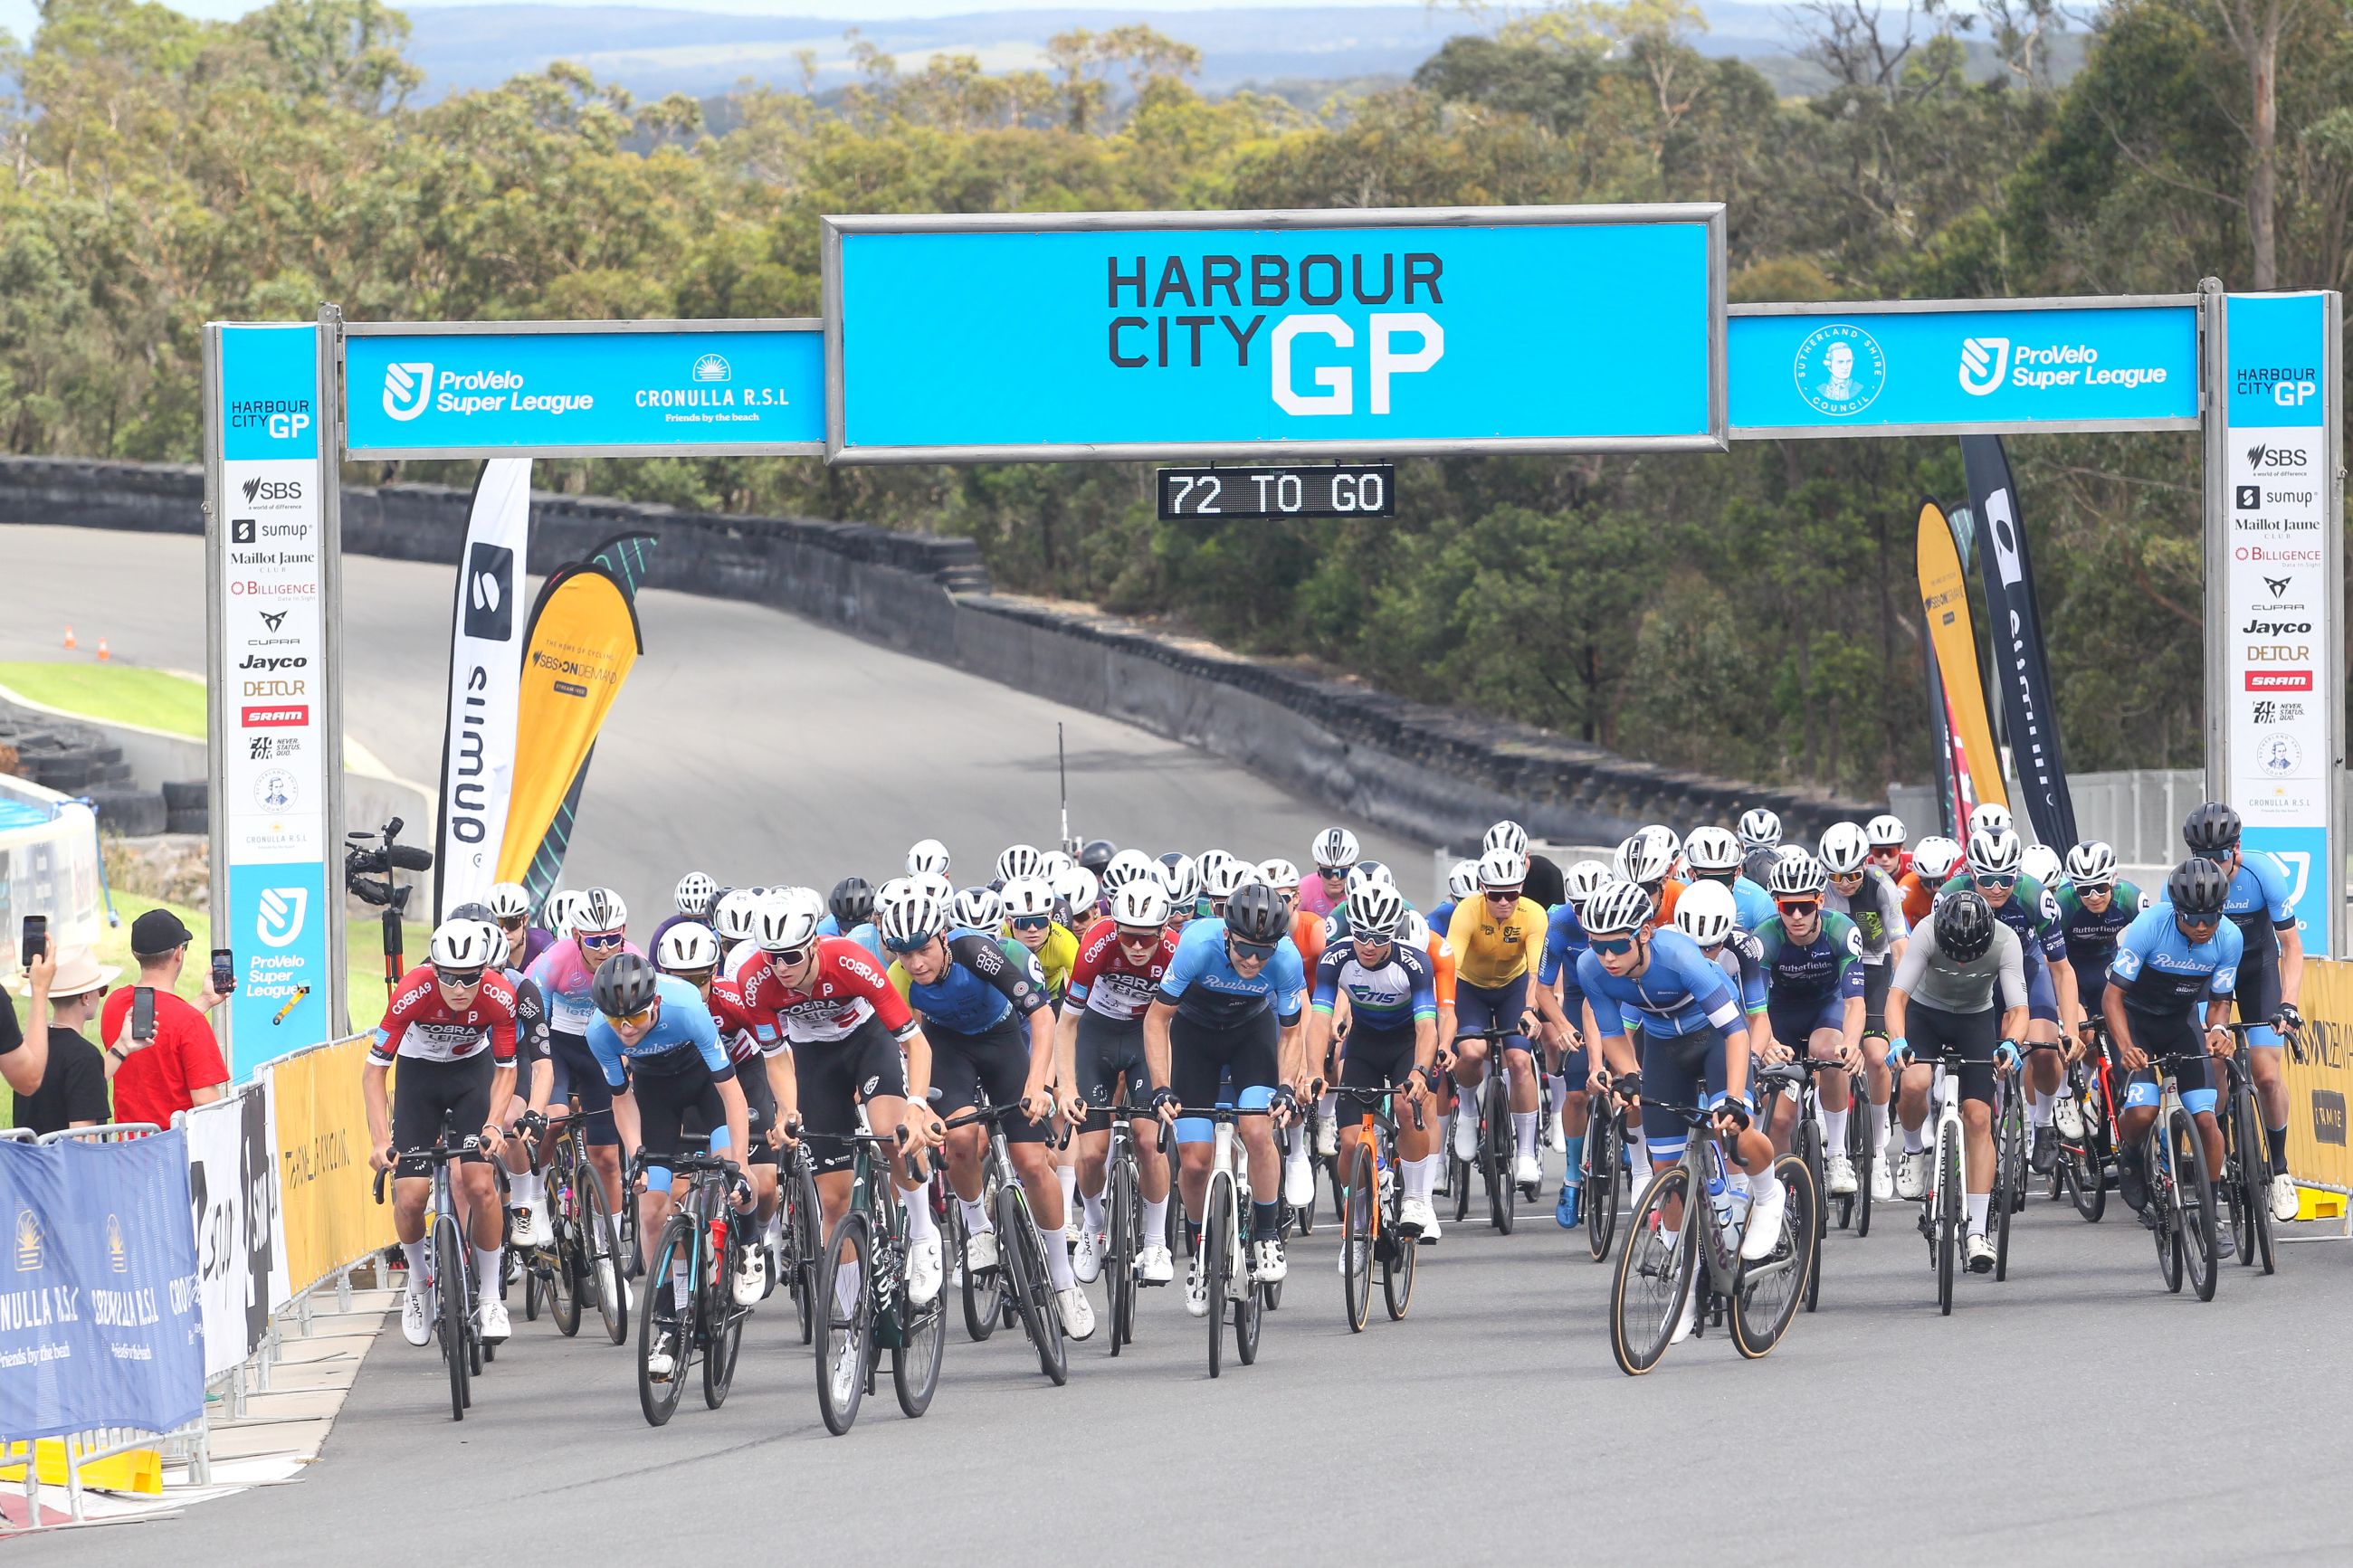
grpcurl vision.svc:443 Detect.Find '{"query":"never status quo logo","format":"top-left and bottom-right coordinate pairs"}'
top-left (1958, 337), bottom-right (2011, 396)
top-left (463, 542), bottom-right (515, 641)
top-left (1794, 325), bottom-right (1884, 417)
top-left (383, 361), bottom-right (434, 422)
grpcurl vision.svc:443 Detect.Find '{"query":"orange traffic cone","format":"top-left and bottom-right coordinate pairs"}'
top-left (96, 639), bottom-right (110, 662)
top-left (62, 626), bottom-right (75, 650)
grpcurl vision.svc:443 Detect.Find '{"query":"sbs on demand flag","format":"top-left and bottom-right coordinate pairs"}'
top-left (1915, 497), bottom-right (2009, 834)
top-left (494, 563), bottom-right (643, 889)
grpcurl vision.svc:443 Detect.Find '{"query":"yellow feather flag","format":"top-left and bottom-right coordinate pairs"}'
top-left (1916, 499), bottom-right (2009, 818)
top-left (496, 565), bottom-right (643, 885)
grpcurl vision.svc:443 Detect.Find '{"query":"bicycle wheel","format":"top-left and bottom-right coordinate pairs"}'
top-left (581, 1167), bottom-right (628, 1345)
top-left (1342, 1144), bottom-right (1373, 1333)
top-left (2066, 1135), bottom-right (2107, 1223)
top-left (815, 1211), bottom-right (872, 1436)
top-left (1733, 1155), bottom-right (1813, 1358)
top-left (1382, 1184), bottom-right (1416, 1320)
top-left (1234, 1256), bottom-right (1263, 1366)
top-left (2172, 1108), bottom-right (2218, 1302)
top-left (703, 1227), bottom-right (746, 1411)
top-left (1935, 1128), bottom-right (1961, 1316)
top-left (1204, 1173), bottom-right (1233, 1379)
top-left (786, 1156), bottom-right (821, 1345)
top-left (2234, 1084), bottom-right (2276, 1275)
top-left (1797, 1117), bottom-right (1826, 1240)
top-left (1588, 1115), bottom-right (1623, 1261)
top-left (1484, 1075), bottom-right (1515, 1233)
top-left (951, 1198), bottom-right (1000, 1344)
top-left (1611, 1165), bottom-right (1695, 1377)
top-left (637, 1217), bottom-right (693, 1427)
top-left (1853, 1098), bottom-right (1875, 1239)
top-left (1107, 1155), bottom-right (1137, 1354)
top-left (892, 1243), bottom-right (948, 1419)
top-left (433, 1213), bottom-right (470, 1421)
top-left (2148, 1131), bottom-right (2185, 1293)
top-left (546, 1165), bottom-right (583, 1337)
top-left (1995, 1096), bottom-right (2019, 1282)
top-left (997, 1186), bottom-right (1067, 1386)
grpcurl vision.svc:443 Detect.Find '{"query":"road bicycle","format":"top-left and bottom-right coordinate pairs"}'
top-left (805, 1125), bottom-right (948, 1436)
top-left (2215, 1021), bottom-right (2281, 1275)
top-left (1752, 1055), bottom-right (1842, 1312)
top-left (1990, 1065), bottom-right (2027, 1282)
top-left (373, 1111), bottom-right (485, 1422)
top-left (1581, 1075), bottom-right (1636, 1262)
top-left (2051, 1024), bottom-right (2122, 1223)
top-left (1906, 1056), bottom-right (2005, 1316)
top-left (1332, 1082), bottom-right (1424, 1331)
top-left (514, 1107), bottom-right (628, 1345)
top-left (1840, 1069), bottom-right (1875, 1237)
top-left (1088, 1083), bottom-right (1166, 1354)
top-left (2136, 1051), bottom-right (2221, 1302)
top-left (776, 1143), bottom-right (824, 1343)
top-left (1609, 1091), bottom-right (1814, 1375)
top-left (939, 1097), bottom-right (1069, 1387)
top-left (1448, 1022), bottom-right (1520, 1234)
top-left (631, 1142), bottom-right (752, 1426)
top-left (1173, 1099), bottom-right (1276, 1378)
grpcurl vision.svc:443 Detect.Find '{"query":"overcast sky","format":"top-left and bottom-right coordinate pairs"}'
top-left (4, 0), bottom-right (1410, 26)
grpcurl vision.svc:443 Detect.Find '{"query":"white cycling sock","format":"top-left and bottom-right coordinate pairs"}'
top-left (509, 1169), bottom-right (542, 1209)
top-left (1406, 1154), bottom-right (1438, 1202)
top-left (1286, 1137), bottom-right (1310, 1173)
top-left (1140, 1195), bottom-right (1168, 1245)
top-left (1057, 1164), bottom-right (1078, 1212)
top-left (402, 1239), bottom-right (429, 1288)
top-left (900, 1186), bottom-right (938, 1243)
top-left (1966, 1193), bottom-right (1991, 1236)
top-left (1546, 1075), bottom-right (1567, 1115)
top-left (1318, 1090), bottom-right (1338, 1120)
top-left (1043, 1225), bottom-right (1076, 1290)
top-left (1081, 1183), bottom-right (1107, 1234)
top-left (1822, 1106), bottom-right (1849, 1151)
top-left (960, 1197), bottom-right (993, 1235)
top-left (1512, 1112), bottom-right (1539, 1159)
top-left (1903, 1125), bottom-right (1926, 1155)
top-left (2028, 1091), bottom-right (2053, 1126)
top-left (1868, 1098), bottom-right (1891, 1147)
top-left (474, 1246), bottom-right (501, 1294)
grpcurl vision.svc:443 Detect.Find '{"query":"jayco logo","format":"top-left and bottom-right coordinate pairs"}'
top-left (1958, 337), bottom-right (2010, 396)
top-left (238, 654), bottom-right (308, 671)
top-left (383, 362), bottom-right (434, 423)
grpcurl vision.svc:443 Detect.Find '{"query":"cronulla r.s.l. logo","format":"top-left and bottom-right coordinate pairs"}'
top-left (692, 353), bottom-right (731, 383)
top-left (1793, 325), bottom-right (1884, 417)
top-left (1958, 337), bottom-right (2011, 396)
top-left (383, 361), bottom-right (434, 423)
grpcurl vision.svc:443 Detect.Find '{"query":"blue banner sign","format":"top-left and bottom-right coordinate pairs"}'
top-left (825, 207), bottom-right (1726, 460)
top-left (343, 325), bottom-right (825, 457)
top-left (1728, 301), bottom-right (2198, 434)
top-left (0, 1135), bottom-right (205, 1442)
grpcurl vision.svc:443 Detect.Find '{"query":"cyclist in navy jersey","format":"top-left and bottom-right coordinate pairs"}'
top-left (1939, 829), bottom-right (2078, 1175)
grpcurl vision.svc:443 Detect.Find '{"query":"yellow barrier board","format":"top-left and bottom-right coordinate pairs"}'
top-left (268, 1035), bottom-right (390, 1291)
top-left (2285, 959), bottom-right (2353, 1195)
top-left (0, 1440), bottom-right (162, 1495)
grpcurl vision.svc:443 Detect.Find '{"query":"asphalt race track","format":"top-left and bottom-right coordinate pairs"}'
top-left (22, 1159), bottom-right (2353, 1566)
top-left (8, 525), bottom-right (1434, 915)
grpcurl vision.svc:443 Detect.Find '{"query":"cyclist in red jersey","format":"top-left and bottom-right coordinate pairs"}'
top-left (1866, 814), bottom-right (1913, 882)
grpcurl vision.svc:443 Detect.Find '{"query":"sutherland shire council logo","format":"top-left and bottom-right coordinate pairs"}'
top-left (383, 361), bottom-right (433, 422)
top-left (1793, 325), bottom-right (1885, 417)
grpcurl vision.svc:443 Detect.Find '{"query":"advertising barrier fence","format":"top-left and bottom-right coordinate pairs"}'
top-left (183, 1087), bottom-right (289, 1382)
top-left (265, 1034), bottom-right (384, 1302)
top-left (2286, 958), bottom-right (2353, 1222)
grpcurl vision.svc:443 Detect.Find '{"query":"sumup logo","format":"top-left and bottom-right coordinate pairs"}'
top-left (1794, 325), bottom-right (1884, 417)
top-left (383, 361), bottom-right (434, 422)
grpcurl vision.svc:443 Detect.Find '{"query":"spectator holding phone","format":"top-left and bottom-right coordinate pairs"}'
top-left (3, 936), bottom-right (45, 1098)
top-left (100, 909), bottom-right (232, 1126)
top-left (8, 944), bottom-right (114, 1133)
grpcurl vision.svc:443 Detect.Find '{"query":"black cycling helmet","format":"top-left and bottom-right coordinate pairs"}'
top-left (592, 952), bottom-right (662, 1019)
top-left (828, 875), bottom-right (875, 928)
top-left (446, 900), bottom-right (493, 923)
top-left (2167, 858), bottom-right (2231, 917)
top-left (1224, 881), bottom-right (1290, 946)
top-left (2183, 801), bottom-right (2243, 854)
top-left (1937, 889), bottom-right (1998, 962)
top-left (1079, 838), bottom-right (1117, 875)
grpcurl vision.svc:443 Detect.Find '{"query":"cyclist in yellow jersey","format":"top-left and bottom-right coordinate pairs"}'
top-left (1002, 878), bottom-right (1079, 1003)
top-left (1444, 845), bottom-right (1577, 1189)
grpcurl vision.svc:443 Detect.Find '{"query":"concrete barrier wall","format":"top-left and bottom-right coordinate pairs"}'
top-left (2, 457), bottom-right (1882, 847)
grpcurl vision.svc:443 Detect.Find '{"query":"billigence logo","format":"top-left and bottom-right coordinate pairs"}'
top-left (383, 361), bottom-right (434, 422)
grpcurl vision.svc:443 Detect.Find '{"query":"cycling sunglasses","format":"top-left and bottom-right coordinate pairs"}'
top-left (433, 967), bottom-right (485, 988)
top-left (1009, 916), bottom-right (1053, 933)
top-left (881, 935), bottom-right (931, 955)
top-left (579, 929), bottom-right (626, 950)
top-left (765, 943), bottom-right (815, 965)
top-left (1318, 867), bottom-right (1348, 880)
top-left (664, 965), bottom-right (716, 987)
top-left (1972, 873), bottom-right (2018, 889)
top-left (1483, 886), bottom-right (1523, 902)
top-left (1587, 934), bottom-right (1638, 956)
top-left (495, 914), bottom-right (529, 932)
top-left (1114, 927), bottom-right (1162, 949)
top-left (1228, 938), bottom-right (1276, 961)
top-left (605, 1004), bottom-right (655, 1028)
top-left (1775, 899), bottom-right (1819, 917)
top-left (1827, 870), bottom-right (1864, 884)
top-left (2194, 847), bottom-right (2238, 864)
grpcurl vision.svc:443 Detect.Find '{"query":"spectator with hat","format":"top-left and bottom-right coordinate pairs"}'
top-left (9, 943), bottom-right (115, 1134)
top-left (100, 908), bottom-right (232, 1126)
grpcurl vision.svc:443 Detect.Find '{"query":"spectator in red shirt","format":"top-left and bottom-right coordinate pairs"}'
top-left (99, 910), bottom-right (231, 1126)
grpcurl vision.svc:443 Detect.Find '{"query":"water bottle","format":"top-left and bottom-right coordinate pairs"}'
top-left (1706, 1167), bottom-right (1739, 1248)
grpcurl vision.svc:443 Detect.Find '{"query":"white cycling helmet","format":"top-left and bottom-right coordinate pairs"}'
top-left (1398, 909), bottom-right (1431, 946)
top-left (1911, 835), bottom-right (1964, 883)
top-left (487, 881), bottom-right (532, 922)
top-left (1310, 826), bottom-right (1361, 870)
top-left (1110, 878), bottom-right (1174, 929)
top-left (1348, 882), bottom-right (1407, 940)
top-left (1968, 803), bottom-right (2013, 840)
top-left (1768, 852), bottom-right (1829, 898)
top-left (1583, 880), bottom-right (1653, 936)
top-left (2021, 843), bottom-right (2064, 889)
top-left (574, 887), bottom-right (627, 936)
top-left (1256, 858), bottom-right (1302, 891)
top-left (1565, 860), bottom-right (1614, 908)
top-left (1003, 876), bottom-right (1058, 920)
top-left (1446, 858), bottom-right (1481, 902)
top-left (1040, 849), bottom-right (1076, 880)
top-left (656, 922), bottom-right (721, 973)
top-left (1101, 850), bottom-right (1159, 895)
top-left (1201, 854), bottom-right (1249, 901)
top-left (995, 843), bottom-right (1045, 885)
top-left (876, 879), bottom-right (948, 952)
top-left (1819, 822), bottom-right (1872, 877)
top-left (1966, 828), bottom-right (2024, 879)
top-left (673, 871), bottom-right (718, 918)
top-left (953, 885), bottom-right (1004, 931)
top-left (1053, 865), bottom-right (1100, 917)
top-left (752, 894), bottom-right (821, 955)
top-left (429, 917), bottom-right (501, 973)
top-left (908, 870), bottom-right (954, 908)
top-left (1865, 813), bottom-right (1907, 849)
top-left (906, 838), bottom-right (952, 879)
top-left (1157, 852), bottom-right (1202, 908)
top-left (1477, 845), bottom-right (1529, 889)
top-left (1342, 861), bottom-right (1393, 901)
top-left (2065, 841), bottom-right (2119, 889)
top-left (1737, 808), bottom-right (1783, 850)
top-left (1636, 823), bottom-right (1681, 872)
top-left (1682, 826), bottom-right (1742, 876)
top-left (1482, 820), bottom-right (1529, 859)
top-left (1673, 879), bottom-right (1739, 948)
top-left (1615, 833), bottom-right (1672, 887)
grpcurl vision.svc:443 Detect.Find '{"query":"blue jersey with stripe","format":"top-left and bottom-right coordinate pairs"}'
top-left (1576, 930), bottom-right (1743, 1041)
top-left (2108, 904), bottom-right (2243, 1014)
top-left (1157, 917), bottom-right (1307, 1027)
top-left (1310, 939), bottom-right (1436, 1030)
top-left (1538, 902), bottom-right (1590, 1002)
top-left (586, 974), bottom-right (729, 1088)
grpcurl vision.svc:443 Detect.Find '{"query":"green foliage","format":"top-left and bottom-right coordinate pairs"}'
top-left (2, 0), bottom-right (2339, 793)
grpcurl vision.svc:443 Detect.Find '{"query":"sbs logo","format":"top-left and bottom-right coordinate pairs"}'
top-left (2247, 442), bottom-right (2308, 471)
top-left (1958, 337), bottom-right (2010, 396)
top-left (383, 361), bottom-right (434, 423)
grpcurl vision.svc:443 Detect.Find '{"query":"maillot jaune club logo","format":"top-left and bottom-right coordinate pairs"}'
top-left (1793, 325), bottom-right (1885, 417)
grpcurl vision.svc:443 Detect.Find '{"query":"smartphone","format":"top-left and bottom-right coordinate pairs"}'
top-left (212, 947), bottom-right (236, 994)
top-left (132, 985), bottom-right (156, 1042)
top-left (18, 915), bottom-right (44, 972)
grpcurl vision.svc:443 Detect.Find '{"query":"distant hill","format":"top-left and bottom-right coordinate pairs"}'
top-left (392, 3), bottom-right (2082, 106)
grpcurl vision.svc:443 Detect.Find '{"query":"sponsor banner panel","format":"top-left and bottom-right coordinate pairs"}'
top-left (2287, 958), bottom-right (2353, 1195)
top-left (266, 1036), bottom-right (386, 1296)
top-left (828, 209), bottom-right (1725, 456)
top-left (436, 461), bottom-right (531, 913)
top-left (214, 325), bottom-right (336, 1065)
top-left (1729, 302), bottom-right (2197, 433)
top-left (2222, 291), bottom-right (2334, 956)
top-left (497, 566), bottom-right (642, 886)
top-left (185, 1089), bottom-right (289, 1382)
top-left (0, 1134), bottom-right (205, 1440)
top-left (345, 326), bottom-right (824, 456)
